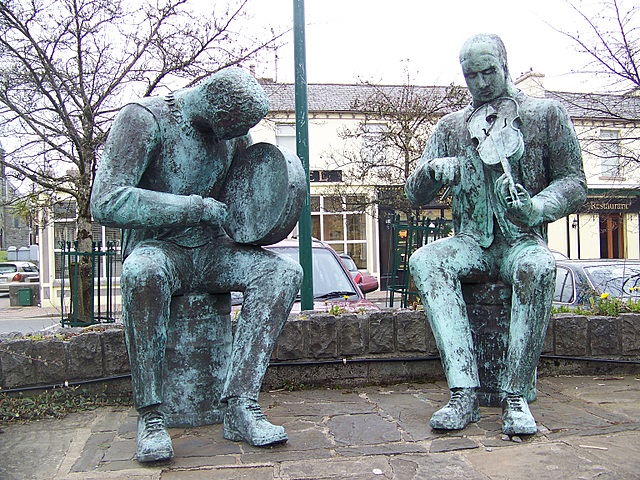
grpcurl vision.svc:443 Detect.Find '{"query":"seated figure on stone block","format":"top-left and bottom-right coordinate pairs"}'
top-left (91, 68), bottom-right (303, 463)
top-left (405, 34), bottom-right (586, 435)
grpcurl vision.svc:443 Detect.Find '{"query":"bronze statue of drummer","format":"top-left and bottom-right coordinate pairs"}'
top-left (91, 68), bottom-right (304, 463)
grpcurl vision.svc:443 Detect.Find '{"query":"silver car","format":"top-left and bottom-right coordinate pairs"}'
top-left (554, 259), bottom-right (640, 307)
top-left (0, 261), bottom-right (39, 293)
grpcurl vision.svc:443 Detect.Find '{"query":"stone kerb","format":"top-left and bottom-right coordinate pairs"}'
top-left (274, 310), bottom-right (439, 361)
top-left (0, 325), bottom-right (130, 390)
top-left (1, 311), bottom-right (640, 392)
top-left (546, 313), bottom-right (640, 357)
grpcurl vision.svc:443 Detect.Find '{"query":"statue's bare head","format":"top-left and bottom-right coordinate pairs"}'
top-left (459, 34), bottom-right (515, 107)
top-left (183, 68), bottom-right (270, 140)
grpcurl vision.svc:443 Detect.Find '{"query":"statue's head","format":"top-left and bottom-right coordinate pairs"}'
top-left (189, 68), bottom-right (270, 140)
top-left (459, 34), bottom-right (515, 107)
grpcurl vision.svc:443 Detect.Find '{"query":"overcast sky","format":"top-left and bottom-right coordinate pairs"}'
top-left (244, 0), bottom-right (616, 93)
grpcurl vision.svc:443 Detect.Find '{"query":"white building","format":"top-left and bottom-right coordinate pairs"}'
top-left (37, 76), bottom-right (640, 309)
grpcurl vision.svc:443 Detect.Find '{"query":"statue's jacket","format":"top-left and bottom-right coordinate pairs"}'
top-left (405, 91), bottom-right (587, 247)
top-left (91, 95), bottom-right (250, 258)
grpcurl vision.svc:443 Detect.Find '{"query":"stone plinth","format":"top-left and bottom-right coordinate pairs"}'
top-left (161, 293), bottom-right (232, 428)
top-left (462, 282), bottom-right (537, 407)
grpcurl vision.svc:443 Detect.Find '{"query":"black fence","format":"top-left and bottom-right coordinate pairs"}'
top-left (59, 241), bottom-right (118, 327)
top-left (386, 216), bottom-right (451, 308)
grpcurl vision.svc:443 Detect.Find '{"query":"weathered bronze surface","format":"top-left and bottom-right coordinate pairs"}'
top-left (91, 67), bottom-right (304, 462)
top-left (405, 34), bottom-right (587, 435)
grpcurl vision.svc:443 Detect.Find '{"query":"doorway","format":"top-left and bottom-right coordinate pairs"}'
top-left (600, 213), bottom-right (624, 259)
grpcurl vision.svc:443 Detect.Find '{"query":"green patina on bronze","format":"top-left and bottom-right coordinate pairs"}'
top-left (91, 68), bottom-right (304, 463)
top-left (405, 34), bottom-right (587, 435)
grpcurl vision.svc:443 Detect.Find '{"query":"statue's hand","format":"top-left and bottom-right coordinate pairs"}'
top-left (495, 174), bottom-right (543, 227)
top-left (202, 197), bottom-right (228, 227)
top-left (426, 157), bottom-right (459, 184)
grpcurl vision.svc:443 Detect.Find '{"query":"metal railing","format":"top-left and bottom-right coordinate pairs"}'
top-left (59, 241), bottom-right (118, 327)
top-left (387, 216), bottom-right (451, 308)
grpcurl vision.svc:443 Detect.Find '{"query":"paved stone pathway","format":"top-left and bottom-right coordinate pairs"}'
top-left (1, 375), bottom-right (639, 479)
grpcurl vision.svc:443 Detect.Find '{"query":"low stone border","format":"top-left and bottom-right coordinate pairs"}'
top-left (1, 310), bottom-right (639, 392)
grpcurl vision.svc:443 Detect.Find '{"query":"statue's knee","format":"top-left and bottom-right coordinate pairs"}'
top-left (122, 256), bottom-right (170, 291)
top-left (281, 257), bottom-right (304, 290)
top-left (120, 261), bottom-right (137, 288)
top-left (292, 261), bottom-right (304, 285)
top-left (409, 249), bottom-right (433, 277)
top-left (516, 254), bottom-right (555, 284)
top-left (408, 251), bottom-right (420, 274)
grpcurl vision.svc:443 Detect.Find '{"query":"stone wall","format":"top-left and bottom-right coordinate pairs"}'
top-left (1, 310), bottom-right (639, 392)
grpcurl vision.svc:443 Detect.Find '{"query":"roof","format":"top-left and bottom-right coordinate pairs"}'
top-left (260, 80), bottom-right (640, 122)
top-left (260, 81), bottom-right (466, 113)
top-left (546, 90), bottom-right (640, 121)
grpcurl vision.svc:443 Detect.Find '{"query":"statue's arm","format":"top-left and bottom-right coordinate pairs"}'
top-left (91, 104), bottom-right (207, 229)
top-left (531, 102), bottom-right (587, 223)
top-left (405, 123), bottom-right (451, 207)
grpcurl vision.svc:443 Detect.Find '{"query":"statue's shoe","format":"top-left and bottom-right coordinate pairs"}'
top-left (223, 398), bottom-right (288, 447)
top-left (430, 388), bottom-right (480, 430)
top-left (136, 409), bottom-right (174, 463)
top-left (501, 394), bottom-right (538, 435)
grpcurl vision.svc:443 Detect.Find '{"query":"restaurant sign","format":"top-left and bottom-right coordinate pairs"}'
top-left (581, 196), bottom-right (640, 213)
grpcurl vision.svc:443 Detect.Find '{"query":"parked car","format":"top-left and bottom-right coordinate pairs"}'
top-left (231, 238), bottom-right (379, 313)
top-left (554, 259), bottom-right (640, 307)
top-left (338, 253), bottom-right (379, 296)
top-left (0, 261), bottom-right (40, 293)
top-left (551, 250), bottom-right (568, 260)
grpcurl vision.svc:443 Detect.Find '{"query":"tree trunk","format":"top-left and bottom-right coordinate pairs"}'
top-left (71, 165), bottom-right (95, 324)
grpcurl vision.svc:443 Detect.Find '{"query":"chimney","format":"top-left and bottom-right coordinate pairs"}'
top-left (515, 70), bottom-right (546, 98)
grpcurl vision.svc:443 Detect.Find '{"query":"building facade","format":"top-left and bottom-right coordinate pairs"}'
top-left (252, 77), bottom-right (640, 285)
top-left (523, 74), bottom-right (640, 261)
top-left (36, 76), bottom-right (640, 308)
top-left (0, 147), bottom-right (32, 251)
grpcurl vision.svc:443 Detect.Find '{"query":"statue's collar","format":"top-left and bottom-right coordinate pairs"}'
top-left (165, 92), bottom-right (194, 135)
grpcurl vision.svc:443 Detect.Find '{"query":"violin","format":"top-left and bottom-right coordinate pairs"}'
top-left (467, 97), bottom-right (525, 207)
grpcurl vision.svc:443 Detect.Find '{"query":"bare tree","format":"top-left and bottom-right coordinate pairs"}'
top-left (548, 0), bottom-right (640, 193)
top-left (324, 73), bottom-right (467, 217)
top-left (0, 0), bottom-right (284, 319)
top-left (555, 0), bottom-right (639, 92)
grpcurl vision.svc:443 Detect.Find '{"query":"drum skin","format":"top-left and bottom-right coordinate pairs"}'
top-left (219, 143), bottom-right (306, 245)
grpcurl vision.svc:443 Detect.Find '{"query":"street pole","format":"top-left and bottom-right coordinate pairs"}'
top-left (293, 0), bottom-right (314, 310)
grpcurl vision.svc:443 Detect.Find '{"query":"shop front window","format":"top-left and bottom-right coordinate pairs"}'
top-left (347, 243), bottom-right (367, 269)
top-left (347, 213), bottom-right (366, 241)
top-left (323, 214), bottom-right (344, 241)
top-left (310, 195), bottom-right (369, 269)
top-left (311, 215), bottom-right (321, 240)
top-left (323, 196), bottom-right (342, 213)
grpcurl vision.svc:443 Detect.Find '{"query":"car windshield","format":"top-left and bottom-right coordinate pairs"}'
top-left (0, 264), bottom-right (17, 273)
top-left (583, 264), bottom-right (640, 298)
top-left (268, 246), bottom-right (358, 299)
